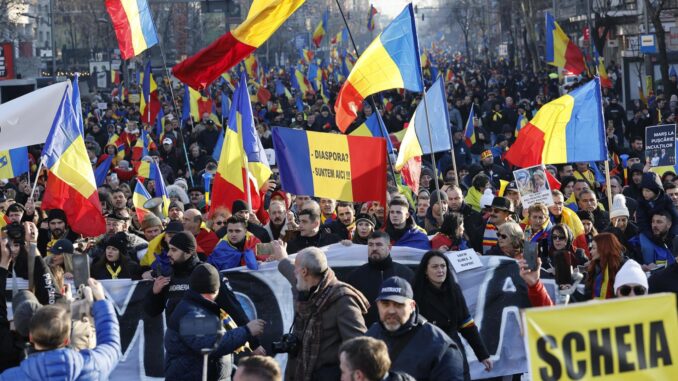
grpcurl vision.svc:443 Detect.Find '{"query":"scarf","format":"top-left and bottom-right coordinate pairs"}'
top-left (294, 269), bottom-right (369, 381)
top-left (106, 263), bottom-right (122, 279)
top-left (464, 187), bottom-right (483, 212)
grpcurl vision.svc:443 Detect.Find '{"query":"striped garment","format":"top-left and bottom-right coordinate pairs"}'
top-left (483, 223), bottom-right (498, 254)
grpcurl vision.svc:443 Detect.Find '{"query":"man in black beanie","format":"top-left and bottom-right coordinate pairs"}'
top-left (37, 209), bottom-right (80, 255)
top-left (223, 199), bottom-right (270, 243)
top-left (164, 263), bottom-right (266, 381)
top-left (145, 231), bottom-right (252, 341)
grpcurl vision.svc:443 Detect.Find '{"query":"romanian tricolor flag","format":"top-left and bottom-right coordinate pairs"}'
top-left (134, 159), bottom-right (151, 180)
top-left (505, 77), bottom-right (607, 167)
top-left (132, 129), bottom-right (155, 161)
top-left (445, 68), bottom-right (454, 82)
top-left (94, 154), bottom-right (113, 187)
top-left (244, 55), bottom-right (259, 82)
top-left (312, 11), bottom-right (329, 48)
top-left (0, 147), bottom-right (29, 179)
top-left (349, 111), bottom-right (394, 154)
top-left (331, 28), bottom-right (348, 44)
top-left (41, 87), bottom-right (105, 237)
top-left (515, 113), bottom-right (528, 137)
top-left (272, 128), bottom-right (386, 206)
top-left (149, 160), bottom-right (170, 216)
top-left (140, 61), bottom-right (160, 124)
top-left (211, 74), bottom-right (272, 214)
top-left (182, 85), bottom-right (211, 123)
top-left (172, 0), bottom-right (306, 89)
top-left (221, 72), bottom-right (237, 91)
top-left (594, 46), bottom-right (612, 89)
top-left (0, 212), bottom-right (10, 228)
top-left (367, 4), bottom-right (377, 31)
top-left (464, 104), bottom-right (476, 147)
top-left (132, 179), bottom-right (152, 222)
top-left (292, 68), bottom-right (314, 95)
top-left (395, 77), bottom-right (451, 169)
top-left (545, 12), bottom-right (586, 75)
top-left (105, 0), bottom-right (158, 60)
top-left (334, 4), bottom-right (423, 132)
top-left (111, 69), bottom-right (121, 85)
top-left (300, 49), bottom-right (315, 64)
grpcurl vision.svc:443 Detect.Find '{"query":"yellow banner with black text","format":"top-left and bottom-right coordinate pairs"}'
top-left (523, 293), bottom-right (678, 380)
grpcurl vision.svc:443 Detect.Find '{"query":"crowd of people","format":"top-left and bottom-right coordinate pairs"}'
top-left (1, 48), bottom-right (678, 381)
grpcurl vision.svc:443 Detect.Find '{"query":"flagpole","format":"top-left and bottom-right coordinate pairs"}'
top-left (147, 13), bottom-right (195, 187)
top-left (441, 77), bottom-right (460, 186)
top-left (30, 159), bottom-right (44, 201)
top-left (334, 0), bottom-right (399, 185)
top-left (417, 78), bottom-right (441, 194)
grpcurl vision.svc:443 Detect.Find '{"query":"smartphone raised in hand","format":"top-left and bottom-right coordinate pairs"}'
top-left (523, 242), bottom-right (538, 271)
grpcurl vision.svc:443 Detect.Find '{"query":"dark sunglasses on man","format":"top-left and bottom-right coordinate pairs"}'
top-left (617, 285), bottom-right (646, 296)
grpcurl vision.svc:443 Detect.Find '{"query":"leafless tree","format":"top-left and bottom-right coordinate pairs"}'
top-left (644, 0), bottom-right (672, 96)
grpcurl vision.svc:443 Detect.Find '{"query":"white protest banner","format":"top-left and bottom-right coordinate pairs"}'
top-left (513, 164), bottom-right (554, 208)
top-left (445, 249), bottom-right (483, 273)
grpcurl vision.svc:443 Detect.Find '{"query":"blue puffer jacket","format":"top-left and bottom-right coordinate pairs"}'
top-left (0, 300), bottom-right (121, 381)
top-left (164, 290), bottom-right (252, 381)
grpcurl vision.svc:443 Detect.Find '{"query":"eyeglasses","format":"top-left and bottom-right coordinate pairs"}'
top-left (552, 235), bottom-right (565, 241)
top-left (618, 285), bottom-right (646, 296)
top-left (497, 233), bottom-right (508, 239)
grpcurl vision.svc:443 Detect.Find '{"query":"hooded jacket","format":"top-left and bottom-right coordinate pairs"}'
top-left (366, 310), bottom-right (464, 381)
top-left (636, 172), bottom-right (678, 236)
top-left (0, 300), bottom-right (121, 381)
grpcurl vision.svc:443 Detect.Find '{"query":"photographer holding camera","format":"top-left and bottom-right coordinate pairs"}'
top-left (165, 263), bottom-right (265, 381)
top-left (4, 221), bottom-right (58, 305)
top-left (272, 241), bottom-right (369, 381)
top-left (0, 276), bottom-right (121, 380)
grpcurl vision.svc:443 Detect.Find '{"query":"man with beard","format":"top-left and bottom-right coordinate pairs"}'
top-left (263, 200), bottom-right (296, 241)
top-left (345, 231), bottom-right (414, 326)
top-left (37, 209), bottom-right (81, 255)
top-left (273, 242), bottom-right (369, 381)
top-left (323, 202), bottom-right (356, 240)
top-left (144, 231), bottom-right (254, 347)
top-left (384, 197), bottom-right (430, 250)
top-left (286, 202), bottom-right (340, 254)
top-left (637, 211), bottom-right (677, 269)
top-left (209, 216), bottom-right (261, 271)
top-left (366, 277), bottom-right (464, 381)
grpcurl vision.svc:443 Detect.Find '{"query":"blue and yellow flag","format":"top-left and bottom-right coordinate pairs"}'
top-left (349, 112), bottom-right (394, 154)
top-left (0, 147), bottom-right (29, 180)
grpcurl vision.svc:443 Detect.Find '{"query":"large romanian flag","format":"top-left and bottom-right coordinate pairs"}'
top-left (140, 61), bottom-right (160, 124)
top-left (211, 74), bottom-right (271, 214)
top-left (172, 0), bottom-right (306, 89)
top-left (272, 128), bottom-right (386, 206)
top-left (41, 88), bottom-right (105, 237)
top-left (395, 77), bottom-right (451, 170)
top-left (105, 0), bottom-right (158, 59)
top-left (505, 77), bottom-right (607, 167)
top-left (132, 179), bottom-right (153, 222)
top-left (545, 12), bottom-right (586, 75)
top-left (334, 4), bottom-right (423, 132)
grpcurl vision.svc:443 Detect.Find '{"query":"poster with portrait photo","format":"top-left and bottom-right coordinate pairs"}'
top-left (512, 164), bottom-right (553, 208)
top-left (645, 124), bottom-right (676, 167)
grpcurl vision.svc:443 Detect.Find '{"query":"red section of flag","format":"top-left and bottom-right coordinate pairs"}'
top-left (257, 87), bottom-right (272, 104)
top-left (197, 96), bottom-right (213, 118)
top-left (172, 32), bottom-right (256, 90)
top-left (347, 135), bottom-right (387, 206)
top-left (564, 41), bottom-right (587, 75)
top-left (334, 81), bottom-right (364, 132)
top-left (42, 172), bottom-right (105, 237)
top-left (504, 122), bottom-right (546, 167)
top-left (211, 169), bottom-right (262, 214)
top-left (401, 156), bottom-right (422, 194)
top-left (105, 0), bottom-right (135, 59)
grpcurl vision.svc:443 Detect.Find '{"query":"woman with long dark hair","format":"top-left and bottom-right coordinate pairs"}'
top-left (585, 233), bottom-right (625, 299)
top-left (413, 250), bottom-right (492, 380)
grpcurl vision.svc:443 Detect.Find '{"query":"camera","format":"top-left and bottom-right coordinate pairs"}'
top-left (271, 333), bottom-right (300, 355)
top-left (5, 222), bottom-right (25, 243)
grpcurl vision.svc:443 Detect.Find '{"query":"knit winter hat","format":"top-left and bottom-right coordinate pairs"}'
top-left (640, 172), bottom-right (663, 195)
top-left (613, 259), bottom-right (648, 294)
top-left (190, 263), bottom-right (221, 294)
top-left (140, 214), bottom-right (163, 231)
top-left (609, 194), bottom-right (630, 219)
top-left (168, 200), bottom-right (185, 212)
top-left (355, 213), bottom-right (376, 227)
top-left (169, 231), bottom-right (197, 254)
top-left (106, 232), bottom-right (128, 256)
top-left (12, 291), bottom-right (41, 337)
top-left (480, 150), bottom-right (493, 160)
top-left (576, 210), bottom-right (595, 224)
top-left (480, 189), bottom-right (495, 209)
top-left (47, 209), bottom-right (67, 223)
top-left (430, 190), bottom-right (448, 206)
top-left (232, 199), bottom-right (249, 214)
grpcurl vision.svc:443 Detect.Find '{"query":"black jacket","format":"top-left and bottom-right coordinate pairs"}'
top-left (0, 268), bottom-right (27, 372)
top-left (164, 290), bottom-right (252, 381)
top-left (366, 312), bottom-right (464, 381)
top-left (455, 203), bottom-right (483, 253)
top-left (9, 249), bottom-right (58, 305)
top-left (649, 263), bottom-right (678, 308)
top-left (344, 256), bottom-right (414, 327)
top-left (286, 231), bottom-right (340, 254)
top-left (144, 256), bottom-right (249, 330)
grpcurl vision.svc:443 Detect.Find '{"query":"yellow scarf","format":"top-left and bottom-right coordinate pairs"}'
top-left (106, 263), bottom-right (122, 279)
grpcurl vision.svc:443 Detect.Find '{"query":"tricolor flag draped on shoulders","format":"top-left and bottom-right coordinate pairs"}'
top-left (396, 77), bottom-right (451, 169)
top-left (272, 128), bottom-right (386, 207)
top-left (211, 74), bottom-right (271, 215)
top-left (545, 12), bottom-right (586, 75)
top-left (505, 77), bottom-right (607, 167)
top-left (105, 0), bottom-right (158, 59)
top-left (41, 85), bottom-right (105, 237)
top-left (334, 4), bottom-right (423, 132)
top-left (172, 0), bottom-right (306, 89)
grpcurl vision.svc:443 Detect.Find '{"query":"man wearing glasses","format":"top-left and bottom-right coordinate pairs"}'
top-left (482, 197), bottom-right (514, 254)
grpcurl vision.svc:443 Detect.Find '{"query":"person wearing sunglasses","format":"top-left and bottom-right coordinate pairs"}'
top-left (613, 259), bottom-right (648, 298)
top-left (545, 224), bottom-right (588, 271)
top-left (482, 197), bottom-right (514, 254)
